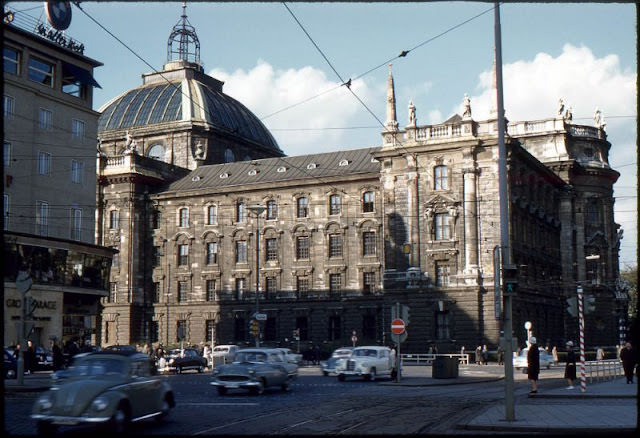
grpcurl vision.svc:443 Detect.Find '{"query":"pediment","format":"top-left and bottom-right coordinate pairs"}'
top-left (424, 193), bottom-right (457, 208)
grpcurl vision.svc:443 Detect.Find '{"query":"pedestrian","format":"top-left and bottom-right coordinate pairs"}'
top-left (203, 343), bottom-right (211, 368)
top-left (497, 345), bottom-right (504, 365)
top-left (596, 347), bottom-right (605, 361)
top-left (475, 345), bottom-right (482, 365)
top-left (527, 337), bottom-right (540, 393)
top-left (619, 342), bottom-right (637, 384)
top-left (51, 338), bottom-right (65, 371)
top-left (551, 346), bottom-right (558, 365)
top-left (482, 345), bottom-right (489, 365)
top-left (564, 341), bottom-right (576, 389)
top-left (25, 340), bottom-right (36, 375)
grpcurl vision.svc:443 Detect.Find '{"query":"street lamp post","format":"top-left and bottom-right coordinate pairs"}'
top-left (248, 205), bottom-right (266, 347)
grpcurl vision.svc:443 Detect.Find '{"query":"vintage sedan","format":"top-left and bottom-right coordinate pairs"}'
top-left (31, 350), bottom-right (175, 434)
top-left (513, 348), bottom-right (554, 373)
top-left (335, 346), bottom-right (397, 381)
top-left (166, 348), bottom-right (207, 374)
top-left (210, 348), bottom-right (298, 395)
top-left (321, 347), bottom-right (354, 376)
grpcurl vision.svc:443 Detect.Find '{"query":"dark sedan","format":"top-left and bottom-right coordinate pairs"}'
top-left (4, 348), bottom-right (17, 379)
top-left (166, 348), bottom-right (207, 374)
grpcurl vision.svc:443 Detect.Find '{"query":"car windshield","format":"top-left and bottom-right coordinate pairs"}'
top-left (214, 347), bottom-right (229, 353)
top-left (353, 349), bottom-right (378, 357)
top-left (68, 358), bottom-right (127, 377)
top-left (236, 352), bottom-right (267, 362)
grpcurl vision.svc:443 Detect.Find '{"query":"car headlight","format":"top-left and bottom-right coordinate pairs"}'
top-left (169, 358), bottom-right (175, 365)
top-left (91, 396), bottom-right (109, 412)
top-left (248, 369), bottom-right (256, 375)
top-left (36, 394), bottom-right (53, 411)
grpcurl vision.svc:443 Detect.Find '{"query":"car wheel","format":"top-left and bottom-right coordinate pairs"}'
top-left (36, 420), bottom-right (56, 435)
top-left (176, 366), bottom-right (182, 374)
top-left (217, 386), bottom-right (228, 396)
top-left (156, 395), bottom-right (172, 422)
top-left (338, 374), bottom-right (345, 382)
top-left (546, 363), bottom-right (551, 369)
top-left (281, 378), bottom-right (292, 392)
top-left (250, 379), bottom-right (265, 395)
top-left (365, 368), bottom-right (376, 382)
top-left (108, 404), bottom-right (130, 433)
top-left (391, 368), bottom-right (397, 380)
top-left (5, 368), bottom-right (16, 379)
top-left (198, 365), bottom-right (204, 373)
top-left (323, 371), bottom-right (328, 376)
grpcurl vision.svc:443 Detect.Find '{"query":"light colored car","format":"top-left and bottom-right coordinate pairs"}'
top-left (513, 348), bottom-right (554, 373)
top-left (276, 347), bottom-right (303, 364)
top-left (31, 351), bottom-right (175, 434)
top-left (210, 348), bottom-right (298, 395)
top-left (321, 347), bottom-right (354, 376)
top-left (335, 346), bottom-right (396, 381)
top-left (212, 345), bottom-right (238, 365)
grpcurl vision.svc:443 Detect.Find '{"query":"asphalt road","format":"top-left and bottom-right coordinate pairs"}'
top-left (3, 365), bottom-right (569, 436)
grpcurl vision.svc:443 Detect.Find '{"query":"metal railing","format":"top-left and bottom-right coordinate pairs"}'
top-left (401, 353), bottom-right (469, 365)
top-left (583, 359), bottom-right (623, 383)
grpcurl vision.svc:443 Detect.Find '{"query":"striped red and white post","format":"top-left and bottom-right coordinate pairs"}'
top-left (577, 285), bottom-right (586, 393)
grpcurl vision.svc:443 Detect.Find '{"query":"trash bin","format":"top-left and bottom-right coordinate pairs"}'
top-left (432, 356), bottom-right (459, 379)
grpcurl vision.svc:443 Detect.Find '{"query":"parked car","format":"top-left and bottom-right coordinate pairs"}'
top-left (212, 345), bottom-right (239, 365)
top-left (31, 350), bottom-right (175, 434)
top-left (34, 346), bottom-right (53, 370)
top-left (210, 348), bottom-right (298, 395)
top-left (4, 348), bottom-right (17, 379)
top-left (513, 348), bottom-right (554, 373)
top-left (321, 347), bottom-right (354, 376)
top-left (276, 347), bottom-right (303, 364)
top-left (335, 346), bottom-right (397, 381)
top-left (166, 348), bottom-right (207, 374)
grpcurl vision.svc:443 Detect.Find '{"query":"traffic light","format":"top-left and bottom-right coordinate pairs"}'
top-left (401, 304), bottom-right (410, 326)
top-left (502, 264), bottom-right (518, 294)
top-left (249, 319), bottom-right (259, 337)
top-left (566, 297), bottom-right (578, 317)
top-left (584, 295), bottom-right (596, 314)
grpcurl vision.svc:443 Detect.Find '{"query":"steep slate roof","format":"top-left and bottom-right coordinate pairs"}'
top-left (163, 147), bottom-right (381, 194)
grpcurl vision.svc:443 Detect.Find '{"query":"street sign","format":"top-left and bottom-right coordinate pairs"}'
top-left (254, 313), bottom-right (267, 321)
top-left (391, 318), bottom-right (405, 334)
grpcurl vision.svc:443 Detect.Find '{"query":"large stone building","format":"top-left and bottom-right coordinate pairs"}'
top-left (95, 7), bottom-right (626, 353)
top-left (3, 5), bottom-right (113, 348)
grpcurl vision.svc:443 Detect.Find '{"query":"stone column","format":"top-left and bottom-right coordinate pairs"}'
top-left (462, 166), bottom-right (480, 283)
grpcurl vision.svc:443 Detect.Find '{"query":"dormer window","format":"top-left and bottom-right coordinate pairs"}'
top-left (307, 163), bottom-right (317, 169)
top-left (220, 172), bottom-right (229, 179)
top-left (248, 169), bottom-right (258, 176)
top-left (339, 159), bottom-right (350, 166)
top-left (277, 166), bottom-right (287, 173)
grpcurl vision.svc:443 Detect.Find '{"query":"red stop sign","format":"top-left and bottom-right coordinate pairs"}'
top-left (391, 318), bottom-right (405, 334)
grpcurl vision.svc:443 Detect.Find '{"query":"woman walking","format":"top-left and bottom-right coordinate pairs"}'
top-left (564, 341), bottom-right (576, 389)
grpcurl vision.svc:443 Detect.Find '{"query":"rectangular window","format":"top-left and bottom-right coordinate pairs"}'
top-left (152, 246), bottom-right (161, 267)
top-left (296, 236), bottom-right (310, 260)
top-left (152, 282), bottom-right (160, 303)
top-left (111, 247), bottom-right (120, 268)
top-left (266, 200), bottom-right (278, 220)
top-left (265, 238), bottom-right (278, 261)
top-left (436, 262), bottom-right (450, 287)
top-left (362, 231), bottom-right (376, 256)
top-left (4, 142), bottom-right (11, 166)
top-left (206, 242), bottom-right (218, 265)
top-left (72, 119), bottom-right (85, 138)
top-left (36, 201), bottom-right (48, 235)
top-left (3, 47), bottom-right (20, 75)
top-left (38, 152), bottom-right (51, 175)
top-left (329, 234), bottom-right (342, 258)
top-left (329, 273), bottom-right (341, 295)
top-left (206, 279), bottom-right (216, 301)
top-left (296, 317), bottom-right (309, 341)
top-left (296, 197), bottom-right (308, 218)
top-left (435, 311), bottom-right (450, 340)
top-left (70, 208), bottom-right (82, 240)
top-left (362, 314), bottom-right (376, 340)
top-left (152, 210), bottom-right (161, 229)
top-left (179, 208), bottom-right (189, 227)
top-left (363, 272), bottom-right (376, 294)
top-left (205, 320), bottom-right (215, 343)
top-left (434, 213), bottom-right (450, 240)
top-left (328, 315), bottom-right (341, 341)
top-left (150, 321), bottom-right (159, 343)
top-left (177, 281), bottom-right (188, 303)
top-left (434, 165), bottom-right (449, 190)
top-left (236, 201), bottom-right (245, 222)
top-left (362, 191), bottom-right (375, 213)
top-left (61, 63), bottom-right (86, 98)
top-left (235, 241), bottom-right (247, 263)
top-left (176, 320), bottom-right (187, 342)
top-left (266, 277), bottom-right (277, 297)
top-left (235, 278), bottom-right (245, 300)
top-left (109, 282), bottom-right (118, 303)
top-left (329, 194), bottom-right (342, 215)
top-left (296, 276), bottom-right (309, 294)
top-left (4, 194), bottom-right (9, 230)
top-left (28, 56), bottom-right (54, 87)
top-left (178, 244), bottom-right (189, 266)
top-left (3, 95), bottom-right (15, 118)
top-left (109, 210), bottom-right (119, 229)
top-left (38, 108), bottom-right (52, 130)
top-left (207, 205), bottom-right (217, 225)
top-left (71, 160), bottom-right (83, 183)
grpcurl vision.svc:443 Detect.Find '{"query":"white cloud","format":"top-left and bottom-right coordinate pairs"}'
top-left (208, 60), bottom-right (373, 156)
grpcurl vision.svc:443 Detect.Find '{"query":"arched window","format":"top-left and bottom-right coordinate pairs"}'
top-left (148, 144), bottom-right (165, 161)
top-left (362, 191), bottom-right (375, 213)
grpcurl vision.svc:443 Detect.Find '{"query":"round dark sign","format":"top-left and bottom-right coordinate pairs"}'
top-left (45, 0), bottom-right (72, 30)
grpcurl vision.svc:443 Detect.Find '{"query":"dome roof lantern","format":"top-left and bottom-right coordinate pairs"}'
top-left (166, 1), bottom-right (202, 71)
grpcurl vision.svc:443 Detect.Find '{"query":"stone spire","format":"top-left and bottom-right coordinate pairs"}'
top-left (385, 64), bottom-right (399, 131)
top-left (167, 1), bottom-right (201, 66)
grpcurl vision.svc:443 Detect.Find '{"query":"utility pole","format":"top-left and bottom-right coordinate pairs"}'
top-left (248, 205), bottom-right (266, 347)
top-left (15, 270), bottom-right (33, 386)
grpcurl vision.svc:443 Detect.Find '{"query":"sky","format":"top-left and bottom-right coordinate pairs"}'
top-left (7, 1), bottom-right (637, 269)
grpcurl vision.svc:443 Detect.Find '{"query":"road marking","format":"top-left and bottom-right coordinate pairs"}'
top-left (180, 402), bottom-right (259, 406)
